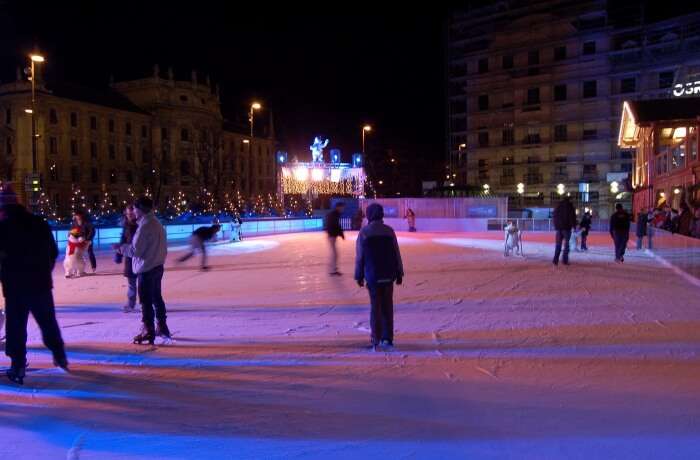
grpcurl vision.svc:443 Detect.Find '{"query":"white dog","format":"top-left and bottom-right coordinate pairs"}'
top-left (64, 231), bottom-right (87, 278)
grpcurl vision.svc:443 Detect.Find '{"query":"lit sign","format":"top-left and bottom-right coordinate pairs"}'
top-left (673, 81), bottom-right (700, 97)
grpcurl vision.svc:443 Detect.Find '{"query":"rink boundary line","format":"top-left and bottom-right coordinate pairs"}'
top-left (645, 249), bottom-right (700, 290)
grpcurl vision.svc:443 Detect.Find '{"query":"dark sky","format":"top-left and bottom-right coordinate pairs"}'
top-left (0, 1), bottom-right (448, 166)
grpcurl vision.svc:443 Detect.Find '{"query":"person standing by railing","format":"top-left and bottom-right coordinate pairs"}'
top-left (579, 211), bottom-right (592, 252)
top-left (635, 208), bottom-right (649, 250)
top-left (74, 210), bottom-right (97, 274)
top-left (324, 202), bottom-right (345, 276)
top-left (117, 205), bottom-right (139, 312)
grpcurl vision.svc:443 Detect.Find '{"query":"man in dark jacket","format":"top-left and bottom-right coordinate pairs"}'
top-left (74, 210), bottom-right (97, 273)
top-left (177, 224), bottom-right (221, 271)
top-left (552, 196), bottom-right (577, 265)
top-left (579, 211), bottom-right (592, 252)
top-left (0, 186), bottom-right (68, 384)
top-left (324, 202), bottom-right (345, 276)
top-left (355, 203), bottom-right (404, 350)
top-left (635, 208), bottom-right (649, 250)
top-left (610, 203), bottom-right (631, 263)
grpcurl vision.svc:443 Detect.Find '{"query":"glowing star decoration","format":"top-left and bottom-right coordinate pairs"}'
top-left (330, 168), bottom-right (342, 183)
top-left (293, 166), bottom-right (309, 181)
top-left (310, 136), bottom-right (329, 163)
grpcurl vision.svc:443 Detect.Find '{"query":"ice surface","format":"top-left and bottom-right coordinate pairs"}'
top-left (1, 231), bottom-right (699, 459)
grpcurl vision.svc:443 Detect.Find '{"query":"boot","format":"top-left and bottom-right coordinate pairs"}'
top-left (53, 354), bottom-right (69, 371)
top-left (133, 323), bottom-right (155, 345)
top-left (156, 320), bottom-right (171, 339)
top-left (6, 363), bottom-right (26, 385)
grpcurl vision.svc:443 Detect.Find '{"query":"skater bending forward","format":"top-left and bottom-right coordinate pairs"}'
top-left (116, 197), bottom-right (170, 344)
top-left (177, 224), bottom-right (221, 270)
top-left (354, 203), bottom-right (404, 350)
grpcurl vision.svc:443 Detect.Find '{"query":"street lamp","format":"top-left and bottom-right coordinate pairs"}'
top-left (362, 124), bottom-right (372, 154)
top-left (249, 102), bottom-right (261, 137)
top-left (29, 53), bottom-right (44, 174)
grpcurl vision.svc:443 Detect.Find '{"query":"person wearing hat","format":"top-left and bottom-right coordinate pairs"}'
top-left (115, 196), bottom-right (170, 344)
top-left (354, 203), bottom-right (404, 350)
top-left (0, 185), bottom-right (68, 384)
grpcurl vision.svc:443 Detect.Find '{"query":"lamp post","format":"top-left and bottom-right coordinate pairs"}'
top-left (362, 124), bottom-right (372, 154)
top-left (249, 102), bottom-right (261, 138)
top-left (29, 54), bottom-right (44, 174)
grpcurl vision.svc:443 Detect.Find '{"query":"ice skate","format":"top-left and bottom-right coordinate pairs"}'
top-left (156, 320), bottom-right (171, 339)
top-left (6, 366), bottom-right (26, 385)
top-left (53, 356), bottom-right (69, 372)
top-left (133, 324), bottom-right (155, 345)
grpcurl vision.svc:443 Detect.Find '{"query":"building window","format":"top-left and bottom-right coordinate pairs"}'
top-left (582, 41), bottom-right (596, 55)
top-left (49, 109), bottom-right (58, 124)
top-left (502, 55), bottom-right (514, 69)
top-left (70, 112), bottom-right (78, 128)
top-left (583, 80), bottom-right (597, 98)
top-left (583, 164), bottom-right (598, 178)
top-left (141, 125), bottom-right (148, 138)
top-left (582, 127), bottom-right (598, 140)
top-left (49, 137), bottom-right (58, 155)
top-left (5, 108), bottom-right (10, 125)
top-left (659, 71), bottom-right (674, 89)
top-left (180, 95), bottom-right (189, 102)
top-left (125, 122), bottom-right (132, 136)
top-left (502, 127), bottom-right (514, 146)
top-left (109, 144), bottom-right (115, 160)
top-left (620, 77), bottom-right (636, 94)
top-left (554, 124), bottom-right (568, 142)
top-left (90, 116), bottom-right (97, 130)
top-left (161, 128), bottom-right (168, 141)
top-left (554, 46), bottom-right (567, 61)
top-left (70, 139), bottom-right (78, 156)
top-left (90, 142), bottom-right (97, 159)
top-left (110, 170), bottom-right (117, 184)
top-left (181, 128), bottom-right (189, 141)
top-left (478, 58), bottom-right (489, 74)
top-left (126, 145), bottom-right (133, 161)
top-left (108, 119), bottom-right (115, 133)
top-left (50, 166), bottom-right (58, 182)
top-left (142, 148), bottom-right (151, 164)
top-left (528, 50), bottom-right (539, 66)
top-left (126, 170), bottom-right (134, 184)
top-left (71, 166), bottom-right (79, 183)
top-left (554, 84), bottom-right (567, 101)
top-left (525, 127), bottom-right (540, 144)
top-left (478, 131), bottom-right (489, 148)
top-left (527, 87), bottom-right (540, 105)
top-left (91, 167), bottom-right (98, 183)
top-left (478, 94), bottom-right (489, 111)
top-left (5, 137), bottom-right (12, 156)
top-left (180, 160), bottom-right (191, 176)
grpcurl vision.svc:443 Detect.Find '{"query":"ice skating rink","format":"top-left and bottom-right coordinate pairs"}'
top-left (1, 231), bottom-right (699, 459)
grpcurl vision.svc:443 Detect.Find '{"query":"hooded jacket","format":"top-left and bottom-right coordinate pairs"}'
top-left (354, 204), bottom-right (404, 285)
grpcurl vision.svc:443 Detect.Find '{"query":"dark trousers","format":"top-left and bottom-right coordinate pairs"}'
top-left (553, 229), bottom-right (572, 264)
top-left (178, 236), bottom-right (207, 268)
top-left (86, 242), bottom-right (97, 270)
top-left (613, 233), bottom-right (629, 261)
top-left (137, 265), bottom-right (167, 328)
top-left (4, 290), bottom-right (66, 369)
top-left (580, 230), bottom-right (589, 251)
top-left (368, 282), bottom-right (394, 344)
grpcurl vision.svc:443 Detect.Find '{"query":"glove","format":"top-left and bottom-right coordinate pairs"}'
top-left (357, 279), bottom-right (365, 287)
top-left (396, 276), bottom-right (403, 286)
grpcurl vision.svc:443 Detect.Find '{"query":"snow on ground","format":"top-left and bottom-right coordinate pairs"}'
top-left (1, 231), bottom-right (699, 459)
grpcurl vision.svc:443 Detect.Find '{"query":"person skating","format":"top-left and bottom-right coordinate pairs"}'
top-left (355, 203), bottom-right (404, 351)
top-left (552, 196), bottom-right (577, 266)
top-left (579, 211), bottom-right (592, 251)
top-left (74, 210), bottom-right (97, 273)
top-left (0, 185), bottom-right (68, 384)
top-left (610, 203), bottom-right (631, 263)
top-left (635, 207), bottom-right (649, 250)
top-left (117, 205), bottom-right (139, 312)
top-left (115, 197), bottom-right (170, 343)
top-left (177, 224), bottom-right (221, 271)
top-left (405, 208), bottom-right (416, 232)
top-left (324, 202), bottom-right (345, 276)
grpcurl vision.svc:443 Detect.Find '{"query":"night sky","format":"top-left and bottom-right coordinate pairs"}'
top-left (0, 1), bottom-right (448, 173)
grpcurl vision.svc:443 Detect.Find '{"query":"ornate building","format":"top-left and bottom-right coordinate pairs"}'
top-left (0, 65), bottom-right (277, 214)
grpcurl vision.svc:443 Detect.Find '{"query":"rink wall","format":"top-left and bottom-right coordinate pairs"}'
top-left (53, 217), bottom-right (324, 251)
top-left (644, 228), bottom-right (700, 284)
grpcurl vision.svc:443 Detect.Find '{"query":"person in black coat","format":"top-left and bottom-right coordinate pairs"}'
top-left (635, 208), bottom-right (649, 250)
top-left (579, 211), bottom-right (592, 251)
top-left (118, 205), bottom-right (139, 312)
top-left (610, 203), bottom-right (631, 263)
top-left (177, 224), bottom-right (221, 270)
top-left (0, 186), bottom-right (68, 384)
top-left (324, 202), bottom-right (345, 275)
top-left (552, 196), bottom-right (577, 265)
top-left (74, 210), bottom-right (97, 273)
